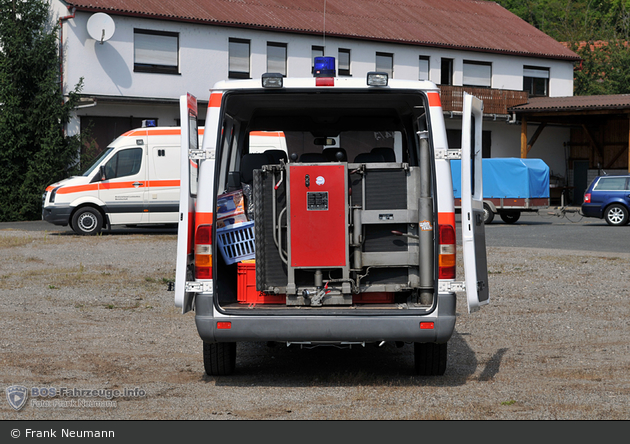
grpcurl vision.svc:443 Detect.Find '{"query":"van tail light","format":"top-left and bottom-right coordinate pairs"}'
top-left (583, 193), bottom-right (591, 203)
top-left (439, 224), bottom-right (456, 279)
top-left (195, 224), bottom-right (213, 279)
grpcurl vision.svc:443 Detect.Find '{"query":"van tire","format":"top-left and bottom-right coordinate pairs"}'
top-left (203, 342), bottom-right (236, 376)
top-left (72, 207), bottom-right (103, 235)
top-left (414, 342), bottom-right (447, 376)
top-left (483, 203), bottom-right (494, 224)
top-left (604, 204), bottom-right (629, 226)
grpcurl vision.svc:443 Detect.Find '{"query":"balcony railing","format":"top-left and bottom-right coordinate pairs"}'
top-left (439, 85), bottom-right (529, 115)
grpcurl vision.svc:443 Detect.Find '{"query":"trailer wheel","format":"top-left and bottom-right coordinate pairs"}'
top-left (414, 342), bottom-right (447, 376)
top-left (483, 203), bottom-right (494, 224)
top-left (71, 207), bottom-right (103, 235)
top-left (499, 210), bottom-right (521, 224)
top-left (203, 342), bottom-right (236, 376)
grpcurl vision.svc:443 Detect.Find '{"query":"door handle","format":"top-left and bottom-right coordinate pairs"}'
top-left (132, 182), bottom-right (144, 188)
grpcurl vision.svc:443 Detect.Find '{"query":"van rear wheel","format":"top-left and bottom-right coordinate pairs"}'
top-left (414, 342), bottom-right (447, 376)
top-left (72, 207), bottom-right (103, 235)
top-left (203, 342), bottom-right (236, 376)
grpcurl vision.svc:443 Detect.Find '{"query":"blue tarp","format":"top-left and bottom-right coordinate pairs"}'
top-left (451, 158), bottom-right (550, 199)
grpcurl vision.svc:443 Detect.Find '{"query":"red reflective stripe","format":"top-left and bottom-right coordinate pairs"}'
top-left (99, 181), bottom-right (147, 190)
top-left (250, 131), bottom-right (284, 138)
top-left (147, 180), bottom-right (180, 188)
top-left (427, 92), bottom-right (442, 107)
top-left (438, 212), bottom-right (455, 228)
top-left (209, 92), bottom-right (223, 108)
top-left (56, 184), bottom-right (99, 195)
top-left (196, 212), bottom-right (213, 227)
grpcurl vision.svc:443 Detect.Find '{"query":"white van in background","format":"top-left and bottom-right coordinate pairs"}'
top-left (43, 127), bottom-right (286, 235)
top-left (42, 126), bottom-right (204, 235)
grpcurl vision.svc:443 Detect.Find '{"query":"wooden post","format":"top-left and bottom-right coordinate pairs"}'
top-left (521, 117), bottom-right (528, 158)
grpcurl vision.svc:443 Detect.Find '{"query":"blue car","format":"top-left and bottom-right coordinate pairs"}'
top-left (582, 175), bottom-right (630, 226)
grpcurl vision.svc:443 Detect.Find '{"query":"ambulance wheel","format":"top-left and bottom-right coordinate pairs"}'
top-left (72, 207), bottom-right (103, 235)
top-left (414, 342), bottom-right (447, 376)
top-left (499, 210), bottom-right (521, 224)
top-left (203, 342), bottom-right (236, 376)
top-left (483, 203), bottom-right (494, 224)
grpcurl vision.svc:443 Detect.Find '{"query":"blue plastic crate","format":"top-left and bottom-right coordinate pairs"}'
top-left (216, 221), bottom-right (255, 265)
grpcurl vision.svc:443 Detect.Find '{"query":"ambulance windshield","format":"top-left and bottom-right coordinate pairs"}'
top-left (82, 147), bottom-right (113, 177)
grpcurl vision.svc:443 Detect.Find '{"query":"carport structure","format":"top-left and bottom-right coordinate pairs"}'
top-left (510, 94), bottom-right (630, 203)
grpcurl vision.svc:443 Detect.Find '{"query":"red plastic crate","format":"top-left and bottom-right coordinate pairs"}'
top-left (352, 292), bottom-right (395, 304)
top-left (237, 261), bottom-right (285, 304)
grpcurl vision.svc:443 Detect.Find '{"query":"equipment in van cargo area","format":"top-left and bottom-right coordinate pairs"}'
top-left (174, 66), bottom-right (489, 377)
top-left (237, 261), bottom-right (285, 305)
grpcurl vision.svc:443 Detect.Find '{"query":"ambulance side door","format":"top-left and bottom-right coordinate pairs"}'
top-left (460, 93), bottom-right (490, 313)
top-left (148, 145), bottom-right (180, 224)
top-left (98, 143), bottom-right (148, 224)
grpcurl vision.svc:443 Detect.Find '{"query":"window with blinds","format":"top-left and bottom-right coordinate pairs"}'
top-left (134, 29), bottom-right (179, 74)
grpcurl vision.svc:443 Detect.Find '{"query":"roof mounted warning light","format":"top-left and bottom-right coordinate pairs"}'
top-left (142, 119), bottom-right (157, 127)
top-left (314, 56), bottom-right (336, 77)
top-left (367, 72), bottom-right (389, 87)
top-left (262, 72), bottom-right (283, 88)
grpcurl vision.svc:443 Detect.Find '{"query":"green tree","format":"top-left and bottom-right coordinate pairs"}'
top-left (0, 0), bottom-right (82, 221)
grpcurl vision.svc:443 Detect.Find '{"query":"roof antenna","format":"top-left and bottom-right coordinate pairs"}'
top-left (323, 0), bottom-right (326, 50)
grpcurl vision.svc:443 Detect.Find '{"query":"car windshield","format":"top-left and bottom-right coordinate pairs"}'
top-left (81, 148), bottom-right (114, 177)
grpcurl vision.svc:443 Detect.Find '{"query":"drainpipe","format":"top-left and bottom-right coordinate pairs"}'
top-left (59, 6), bottom-right (77, 99)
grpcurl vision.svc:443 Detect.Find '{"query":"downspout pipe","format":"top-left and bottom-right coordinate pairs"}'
top-left (59, 6), bottom-right (77, 99)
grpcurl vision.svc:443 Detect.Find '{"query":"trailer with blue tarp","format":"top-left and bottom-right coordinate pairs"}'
top-left (451, 158), bottom-right (550, 224)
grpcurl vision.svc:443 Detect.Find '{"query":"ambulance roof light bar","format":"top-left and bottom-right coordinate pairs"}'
top-left (262, 72), bottom-right (283, 88)
top-left (367, 72), bottom-right (388, 87)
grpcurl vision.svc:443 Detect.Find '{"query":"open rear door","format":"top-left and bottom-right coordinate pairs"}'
top-left (174, 93), bottom-right (199, 314)
top-left (460, 93), bottom-right (490, 313)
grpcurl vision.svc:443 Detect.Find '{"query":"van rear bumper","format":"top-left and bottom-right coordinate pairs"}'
top-left (42, 205), bottom-right (72, 226)
top-left (194, 293), bottom-right (456, 344)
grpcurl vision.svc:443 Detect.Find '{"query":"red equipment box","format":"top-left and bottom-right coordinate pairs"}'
top-left (237, 261), bottom-right (285, 304)
top-left (288, 164), bottom-right (348, 268)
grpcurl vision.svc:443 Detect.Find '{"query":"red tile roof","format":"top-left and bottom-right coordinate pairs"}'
top-left (62, 0), bottom-right (580, 60)
top-left (511, 95), bottom-right (630, 113)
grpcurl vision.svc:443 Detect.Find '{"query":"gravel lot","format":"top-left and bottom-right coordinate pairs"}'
top-left (1, 227), bottom-right (629, 420)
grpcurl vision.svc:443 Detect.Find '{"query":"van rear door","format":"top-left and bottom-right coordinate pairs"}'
top-left (175, 94), bottom-right (200, 314)
top-left (460, 93), bottom-right (490, 313)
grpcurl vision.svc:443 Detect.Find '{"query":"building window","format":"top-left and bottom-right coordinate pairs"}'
top-left (267, 42), bottom-right (287, 76)
top-left (463, 61), bottom-right (492, 87)
top-left (523, 66), bottom-right (549, 97)
top-left (338, 48), bottom-right (351, 76)
top-left (229, 38), bottom-right (250, 79)
top-left (376, 52), bottom-right (393, 77)
top-left (440, 58), bottom-right (453, 85)
top-left (312, 45), bottom-right (324, 73)
top-left (419, 56), bottom-right (430, 81)
top-left (134, 29), bottom-right (179, 74)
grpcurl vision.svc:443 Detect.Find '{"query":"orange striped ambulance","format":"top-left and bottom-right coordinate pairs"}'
top-left (174, 58), bottom-right (490, 376)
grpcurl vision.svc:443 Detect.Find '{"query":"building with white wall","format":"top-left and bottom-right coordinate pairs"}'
top-left (50, 0), bottom-right (580, 182)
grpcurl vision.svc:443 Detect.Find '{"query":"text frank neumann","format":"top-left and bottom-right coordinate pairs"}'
top-left (26, 429), bottom-right (114, 438)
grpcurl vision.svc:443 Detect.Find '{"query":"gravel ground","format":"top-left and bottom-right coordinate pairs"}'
top-left (1, 228), bottom-right (629, 420)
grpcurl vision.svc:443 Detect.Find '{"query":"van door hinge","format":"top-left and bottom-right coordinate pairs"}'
top-left (185, 281), bottom-right (214, 293)
top-left (189, 149), bottom-right (215, 160)
top-left (438, 281), bottom-right (466, 292)
top-left (435, 149), bottom-right (462, 160)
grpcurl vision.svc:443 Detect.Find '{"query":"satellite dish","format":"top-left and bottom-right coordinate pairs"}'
top-left (87, 13), bottom-right (115, 44)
